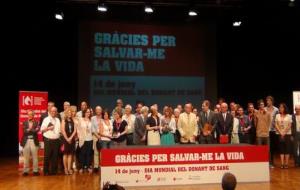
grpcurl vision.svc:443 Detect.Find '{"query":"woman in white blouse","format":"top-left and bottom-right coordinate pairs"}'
top-left (275, 103), bottom-right (292, 169)
top-left (77, 108), bottom-right (93, 173)
top-left (99, 109), bottom-right (113, 149)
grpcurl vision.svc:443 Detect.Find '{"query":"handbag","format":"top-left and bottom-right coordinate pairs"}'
top-left (60, 144), bottom-right (65, 152)
top-left (220, 134), bottom-right (229, 144)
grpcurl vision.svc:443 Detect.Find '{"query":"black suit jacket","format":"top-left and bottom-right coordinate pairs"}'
top-left (198, 110), bottom-right (217, 134)
top-left (292, 114), bottom-right (298, 137)
top-left (21, 120), bottom-right (39, 147)
top-left (133, 115), bottom-right (147, 145)
top-left (215, 112), bottom-right (233, 142)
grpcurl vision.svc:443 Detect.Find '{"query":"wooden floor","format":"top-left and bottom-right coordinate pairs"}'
top-left (0, 158), bottom-right (299, 190)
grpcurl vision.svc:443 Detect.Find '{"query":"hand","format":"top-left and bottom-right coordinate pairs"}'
top-left (67, 138), bottom-right (72, 144)
top-left (203, 131), bottom-right (208, 136)
top-left (207, 130), bottom-right (211, 135)
top-left (141, 135), bottom-right (146, 142)
top-left (48, 126), bottom-right (54, 130)
top-left (191, 136), bottom-right (196, 142)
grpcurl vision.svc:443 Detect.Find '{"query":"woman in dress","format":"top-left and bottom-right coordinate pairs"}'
top-left (112, 108), bottom-right (128, 146)
top-left (160, 106), bottom-right (176, 145)
top-left (146, 105), bottom-right (161, 146)
top-left (231, 110), bottom-right (240, 144)
top-left (61, 108), bottom-right (77, 175)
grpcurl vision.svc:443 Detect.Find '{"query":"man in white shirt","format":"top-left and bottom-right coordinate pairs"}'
top-left (122, 104), bottom-right (136, 145)
top-left (40, 107), bottom-right (61, 175)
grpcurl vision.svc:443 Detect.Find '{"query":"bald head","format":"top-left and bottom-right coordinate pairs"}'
top-left (184, 103), bottom-right (192, 114)
top-left (95, 106), bottom-right (102, 116)
top-left (50, 107), bottom-right (57, 118)
top-left (221, 103), bottom-right (228, 113)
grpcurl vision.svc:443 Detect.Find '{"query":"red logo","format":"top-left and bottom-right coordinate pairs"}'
top-left (145, 174), bottom-right (151, 181)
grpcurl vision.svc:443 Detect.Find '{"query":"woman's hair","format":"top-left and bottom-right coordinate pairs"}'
top-left (70, 105), bottom-right (77, 113)
top-left (114, 107), bottom-right (123, 118)
top-left (164, 106), bottom-right (173, 117)
top-left (102, 109), bottom-right (110, 119)
top-left (64, 108), bottom-right (72, 120)
top-left (82, 107), bottom-right (92, 119)
top-left (279, 103), bottom-right (289, 114)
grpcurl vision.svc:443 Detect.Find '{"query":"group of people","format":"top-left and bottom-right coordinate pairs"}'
top-left (20, 96), bottom-right (300, 176)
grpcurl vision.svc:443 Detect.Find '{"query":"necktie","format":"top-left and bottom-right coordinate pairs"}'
top-left (223, 113), bottom-right (226, 121)
top-left (204, 112), bottom-right (208, 123)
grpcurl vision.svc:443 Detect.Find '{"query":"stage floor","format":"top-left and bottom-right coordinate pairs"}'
top-left (0, 157), bottom-right (299, 190)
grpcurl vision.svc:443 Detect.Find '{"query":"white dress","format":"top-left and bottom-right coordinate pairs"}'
top-left (231, 117), bottom-right (240, 144)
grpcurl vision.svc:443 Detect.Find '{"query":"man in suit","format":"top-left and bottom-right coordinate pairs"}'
top-left (21, 109), bottom-right (40, 176)
top-left (133, 106), bottom-right (149, 145)
top-left (215, 103), bottom-right (233, 144)
top-left (198, 100), bottom-right (216, 144)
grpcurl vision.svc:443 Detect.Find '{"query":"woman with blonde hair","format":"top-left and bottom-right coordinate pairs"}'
top-left (160, 106), bottom-right (176, 145)
top-left (61, 108), bottom-right (77, 175)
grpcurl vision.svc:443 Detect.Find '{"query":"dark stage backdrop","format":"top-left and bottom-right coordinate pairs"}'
top-left (78, 21), bottom-right (217, 110)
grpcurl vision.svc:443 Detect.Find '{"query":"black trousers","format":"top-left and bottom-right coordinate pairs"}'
top-left (269, 131), bottom-right (277, 165)
top-left (199, 135), bottom-right (214, 144)
top-left (43, 138), bottom-right (60, 174)
top-left (239, 133), bottom-right (251, 144)
top-left (79, 140), bottom-right (93, 169)
top-left (126, 133), bottom-right (134, 145)
top-left (294, 132), bottom-right (300, 166)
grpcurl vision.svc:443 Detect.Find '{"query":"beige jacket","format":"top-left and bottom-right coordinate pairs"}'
top-left (178, 112), bottom-right (198, 143)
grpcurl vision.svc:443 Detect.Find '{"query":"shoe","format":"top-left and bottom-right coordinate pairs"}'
top-left (44, 172), bottom-right (49, 176)
top-left (22, 172), bottom-right (29, 176)
top-left (88, 168), bottom-right (93, 174)
top-left (284, 165), bottom-right (289, 169)
top-left (79, 169), bottom-right (83, 174)
top-left (68, 170), bottom-right (73, 175)
top-left (93, 168), bottom-right (99, 173)
top-left (280, 165), bottom-right (284, 169)
top-left (269, 164), bottom-right (275, 169)
top-left (33, 172), bottom-right (40, 176)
